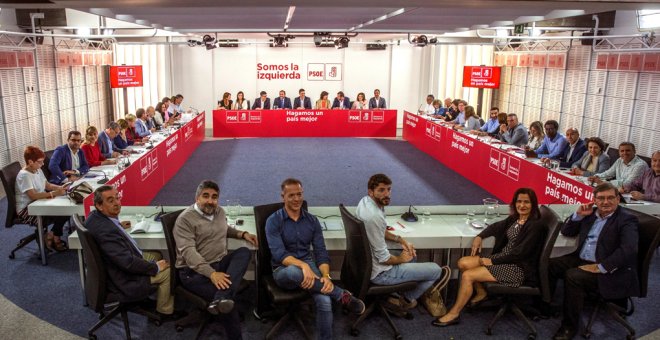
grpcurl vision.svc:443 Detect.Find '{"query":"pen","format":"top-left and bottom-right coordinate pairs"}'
top-left (397, 221), bottom-right (407, 229)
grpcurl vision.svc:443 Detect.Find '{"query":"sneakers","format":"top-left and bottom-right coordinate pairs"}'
top-left (387, 295), bottom-right (418, 310)
top-left (207, 299), bottom-right (235, 315)
top-left (340, 291), bottom-right (366, 315)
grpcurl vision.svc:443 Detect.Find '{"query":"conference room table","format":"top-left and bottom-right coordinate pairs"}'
top-left (403, 111), bottom-right (603, 205)
top-left (68, 204), bottom-right (585, 303)
top-left (27, 113), bottom-right (206, 265)
top-left (212, 109), bottom-right (397, 137)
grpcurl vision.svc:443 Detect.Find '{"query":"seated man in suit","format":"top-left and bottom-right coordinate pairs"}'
top-left (369, 89), bottom-right (387, 109)
top-left (549, 182), bottom-right (639, 340)
top-left (555, 128), bottom-right (586, 168)
top-left (174, 180), bottom-right (258, 339)
top-left (266, 178), bottom-right (365, 340)
top-left (498, 113), bottom-right (528, 147)
top-left (355, 173), bottom-right (445, 312)
top-left (86, 185), bottom-right (176, 319)
top-left (252, 91), bottom-right (271, 110)
top-left (48, 130), bottom-right (90, 184)
top-left (272, 90), bottom-right (292, 109)
top-left (98, 121), bottom-right (124, 159)
top-left (293, 88), bottom-right (312, 109)
top-left (331, 91), bottom-right (350, 109)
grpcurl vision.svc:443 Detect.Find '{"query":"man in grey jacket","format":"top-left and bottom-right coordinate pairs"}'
top-left (498, 113), bottom-right (528, 147)
top-left (174, 180), bottom-right (258, 339)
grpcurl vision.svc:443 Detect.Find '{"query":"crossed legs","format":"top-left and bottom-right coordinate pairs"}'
top-left (438, 256), bottom-right (496, 323)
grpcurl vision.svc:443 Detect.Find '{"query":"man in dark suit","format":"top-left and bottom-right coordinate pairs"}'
top-left (558, 128), bottom-right (587, 168)
top-left (293, 88), bottom-right (312, 109)
top-left (272, 90), bottom-right (292, 109)
top-left (48, 130), bottom-right (90, 184)
top-left (98, 121), bottom-right (124, 159)
top-left (85, 185), bottom-right (176, 317)
top-left (549, 182), bottom-right (639, 340)
top-left (369, 88), bottom-right (387, 109)
top-left (252, 91), bottom-right (271, 110)
top-left (332, 91), bottom-right (351, 109)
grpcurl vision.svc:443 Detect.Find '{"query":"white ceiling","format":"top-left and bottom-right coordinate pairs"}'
top-left (3, 0), bottom-right (660, 35)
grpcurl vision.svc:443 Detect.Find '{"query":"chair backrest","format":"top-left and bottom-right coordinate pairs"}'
top-left (1, 162), bottom-right (22, 228)
top-left (538, 205), bottom-right (562, 302)
top-left (339, 204), bottom-right (372, 299)
top-left (160, 209), bottom-right (185, 295)
top-left (253, 202), bottom-right (285, 277)
top-left (621, 207), bottom-right (660, 298)
top-left (74, 213), bottom-right (108, 313)
top-left (42, 150), bottom-right (55, 180)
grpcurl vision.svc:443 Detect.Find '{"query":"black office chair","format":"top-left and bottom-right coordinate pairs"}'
top-left (339, 204), bottom-right (417, 340)
top-left (253, 202), bottom-right (312, 340)
top-left (42, 149), bottom-right (55, 181)
top-left (1, 161), bottom-right (43, 260)
top-left (483, 205), bottom-right (561, 340)
top-left (160, 209), bottom-right (213, 339)
top-left (73, 214), bottom-right (160, 340)
top-left (582, 208), bottom-right (660, 340)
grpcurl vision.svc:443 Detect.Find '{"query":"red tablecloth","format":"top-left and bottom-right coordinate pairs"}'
top-left (212, 109), bottom-right (397, 137)
top-left (83, 113), bottom-right (206, 214)
top-left (402, 111), bottom-right (594, 204)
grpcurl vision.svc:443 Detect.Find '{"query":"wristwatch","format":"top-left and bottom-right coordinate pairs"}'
top-left (323, 274), bottom-right (332, 280)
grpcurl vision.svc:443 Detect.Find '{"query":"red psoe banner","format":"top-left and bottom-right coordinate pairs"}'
top-left (110, 65), bottom-right (143, 88)
top-left (213, 109), bottom-right (397, 137)
top-left (462, 66), bottom-right (501, 89)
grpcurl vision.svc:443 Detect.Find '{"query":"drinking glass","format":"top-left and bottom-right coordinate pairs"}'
top-left (135, 213), bottom-right (144, 224)
top-left (551, 160), bottom-right (560, 172)
top-left (466, 208), bottom-right (477, 222)
top-left (483, 198), bottom-right (499, 221)
top-left (225, 199), bottom-right (241, 219)
top-left (423, 209), bottom-right (432, 222)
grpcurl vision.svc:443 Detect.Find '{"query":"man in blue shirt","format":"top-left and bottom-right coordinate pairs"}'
top-left (135, 108), bottom-right (154, 138)
top-left (266, 178), bottom-right (365, 340)
top-left (471, 107), bottom-right (501, 137)
top-left (548, 182), bottom-right (639, 340)
top-left (525, 119), bottom-right (567, 159)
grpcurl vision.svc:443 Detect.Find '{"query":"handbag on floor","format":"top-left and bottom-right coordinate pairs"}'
top-left (68, 182), bottom-right (94, 204)
top-left (421, 265), bottom-right (451, 317)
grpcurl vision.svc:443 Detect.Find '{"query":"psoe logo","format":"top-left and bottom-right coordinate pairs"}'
top-left (489, 149), bottom-right (500, 170)
top-left (226, 112), bottom-right (238, 123)
top-left (362, 111), bottom-right (370, 122)
top-left (348, 111), bottom-right (361, 123)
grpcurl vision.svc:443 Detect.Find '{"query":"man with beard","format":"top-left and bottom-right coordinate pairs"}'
top-left (173, 180), bottom-right (258, 339)
top-left (355, 173), bottom-right (445, 312)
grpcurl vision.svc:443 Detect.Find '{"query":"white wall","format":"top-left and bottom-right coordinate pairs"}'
top-left (168, 40), bottom-right (425, 127)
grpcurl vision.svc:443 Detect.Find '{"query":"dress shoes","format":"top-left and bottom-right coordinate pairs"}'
top-left (207, 299), bottom-right (235, 315)
top-left (552, 327), bottom-right (576, 340)
top-left (431, 315), bottom-right (460, 327)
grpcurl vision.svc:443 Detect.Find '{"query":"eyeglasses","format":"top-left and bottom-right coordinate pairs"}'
top-left (594, 195), bottom-right (617, 202)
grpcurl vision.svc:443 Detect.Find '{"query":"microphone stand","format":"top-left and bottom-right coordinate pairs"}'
top-left (401, 205), bottom-right (419, 222)
top-left (86, 169), bottom-right (109, 184)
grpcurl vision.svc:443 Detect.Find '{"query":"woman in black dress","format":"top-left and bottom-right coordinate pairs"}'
top-left (433, 188), bottom-right (547, 327)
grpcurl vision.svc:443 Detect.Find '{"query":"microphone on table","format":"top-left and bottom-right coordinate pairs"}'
top-left (401, 205), bottom-right (419, 222)
top-left (153, 205), bottom-right (166, 222)
top-left (86, 170), bottom-right (109, 184)
top-left (145, 140), bottom-right (154, 149)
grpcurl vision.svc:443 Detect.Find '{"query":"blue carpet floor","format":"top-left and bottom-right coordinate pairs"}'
top-left (151, 138), bottom-right (493, 206)
top-left (0, 138), bottom-right (658, 339)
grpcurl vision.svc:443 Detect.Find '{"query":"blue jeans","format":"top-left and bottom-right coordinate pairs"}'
top-left (272, 259), bottom-right (344, 340)
top-left (179, 247), bottom-right (251, 340)
top-left (372, 260), bottom-right (442, 302)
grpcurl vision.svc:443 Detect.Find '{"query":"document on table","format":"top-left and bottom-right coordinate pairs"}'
top-left (322, 221), bottom-right (344, 231)
top-left (130, 221), bottom-right (163, 234)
